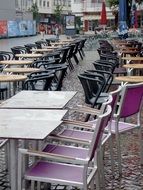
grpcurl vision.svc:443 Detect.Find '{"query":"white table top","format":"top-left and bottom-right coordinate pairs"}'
top-left (0, 109), bottom-right (67, 121)
top-left (0, 119), bottom-right (62, 140)
top-left (0, 90), bottom-right (77, 109)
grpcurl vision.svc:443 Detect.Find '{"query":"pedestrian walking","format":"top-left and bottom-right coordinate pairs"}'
top-left (39, 24), bottom-right (46, 40)
top-left (55, 24), bottom-right (59, 39)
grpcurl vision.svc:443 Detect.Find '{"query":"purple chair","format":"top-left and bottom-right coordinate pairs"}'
top-left (17, 106), bottom-right (112, 190)
top-left (49, 86), bottom-right (121, 184)
top-left (108, 82), bottom-right (143, 175)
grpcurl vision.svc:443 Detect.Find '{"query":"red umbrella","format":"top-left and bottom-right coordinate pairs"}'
top-left (100, 1), bottom-right (107, 26)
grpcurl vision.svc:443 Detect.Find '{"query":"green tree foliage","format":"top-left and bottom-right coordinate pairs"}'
top-left (53, 5), bottom-right (63, 24)
top-left (29, 3), bottom-right (39, 21)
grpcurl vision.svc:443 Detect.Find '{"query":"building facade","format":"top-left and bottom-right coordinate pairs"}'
top-left (71, 0), bottom-right (115, 32)
top-left (0, 0), bottom-right (16, 20)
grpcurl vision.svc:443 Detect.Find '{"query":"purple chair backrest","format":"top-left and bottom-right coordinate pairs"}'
top-left (119, 83), bottom-right (143, 118)
top-left (89, 105), bottom-right (112, 161)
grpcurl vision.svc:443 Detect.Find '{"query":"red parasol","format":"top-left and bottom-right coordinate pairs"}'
top-left (100, 1), bottom-right (107, 26)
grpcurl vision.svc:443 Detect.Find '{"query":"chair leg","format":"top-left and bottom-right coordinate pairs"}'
top-left (37, 182), bottom-right (41, 190)
top-left (139, 127), bottom-right (143, 165)
top-left (5, 142), bottom-right (10, 172)
top-left (109, 135), bottom-right (115, 177)
top-left (115, 131), bottom-right (122, 176)
top-left (81, 49), bottom-right (85, 56)
top-left (96, 153), bottom-right (102, 190)
top-left (99, 147), bottom-right (105, 189)
top-left (73, 55), bottom-right (79, 64)
top-left (31, 181), bottom-right (35, 190)
top-left (79, 51), bottom-right (83, 60)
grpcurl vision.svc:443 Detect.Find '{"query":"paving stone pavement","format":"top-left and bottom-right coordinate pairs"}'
top-left (0, 35), bottom-right (143, 189)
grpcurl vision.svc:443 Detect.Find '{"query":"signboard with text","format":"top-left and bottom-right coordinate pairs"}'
top-left (65, 15), bottom-right (75, 29)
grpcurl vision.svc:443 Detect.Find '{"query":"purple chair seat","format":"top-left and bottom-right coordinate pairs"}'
top-left (43, 144), bottom-right (88, 159)
top-left (55, 128), bottom-right (108, 144)
top-left (109, 120), bottom-right (139, 133)
top-left (25, 161), bottom-right (84, 185)
top-left (57, 129), bottom-right (93, 141)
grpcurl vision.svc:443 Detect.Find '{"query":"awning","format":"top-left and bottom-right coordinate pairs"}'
top-left (83, 14), bottom-right (115, 21)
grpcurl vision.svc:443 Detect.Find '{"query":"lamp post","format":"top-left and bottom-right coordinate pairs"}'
top-left (118, 0), bottom-right (128, 38)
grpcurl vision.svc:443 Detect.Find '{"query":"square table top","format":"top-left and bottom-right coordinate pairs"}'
top-left (0, 90), bottom-right (77, 109)
top-left (0, 119), bottom-right (62, 140)
top-left (0, 109), bottom-right (66, 140)
top-left (0, 109), bottom-right (67, 121)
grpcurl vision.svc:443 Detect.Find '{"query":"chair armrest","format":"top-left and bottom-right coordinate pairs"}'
top-left (48, 134), bottom-right (90, 145)
top-left (19, 148), bottom-right (88, 164)
top-left (62, 119), bottom-right (93, 128)
top-left (71, 105), bottom-right (101, 115)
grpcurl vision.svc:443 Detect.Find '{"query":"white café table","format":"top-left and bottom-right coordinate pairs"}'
top-left (0, 90), bottom-right (77, 109)
top-left (0, 109), bottom-right (67, 190)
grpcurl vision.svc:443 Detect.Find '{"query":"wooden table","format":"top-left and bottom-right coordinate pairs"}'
top-left (50, 42), bottom-right (67, 46)
top-left (123, 64), bottom-right (143, 75)
top-left (31, 48), bottom-right (53, 53)
top-left (0, 74), bottom-right (27, 97)
top-left (121, 56), bottom-right (143, 65)
top-left (44, 46), bottom-right (62, 49)
top-left (0, 75), bottom-right (27, 82)
top-left (122, 57), bottom-right (143, 61)
top-left (123, 64), bottom-right (143, 69)
top-left (0, 90), bottom-right (77, 109)
top-left (15, 53), bottom-right (43, 59)
top-left (0, 60), bottom-right (33, 67)
top-left (3, 67), bottom-right (41, 74)
top-left (61, 39), bottom-right (74, 42)
top-left (119, 50), bottom-right (139, 57)
top-left (115, 76), bottom-right (143, 83)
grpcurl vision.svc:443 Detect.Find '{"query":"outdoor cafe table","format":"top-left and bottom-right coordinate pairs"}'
top-left (50, 42), bottom-right (68, 46)
top-left (3, 67), bottom-right (41, 74)
top-left (0, 109), bottom-right (67, 121)
top-left (121, 56), bottom-right (143, 65)
top-left (122, 64), bottom-right (143, 76)
top-left (15, 53), bottom-right (43, 59)
top-left (0, 90), bottom-right (77, 109)
top-left (0, 108), bottom-right (66, 190)
top-left (31, 48), bottom-right (54, 53)
top-left (122, 56), bottom-right (143, 61)
top-left (0, 60), bottom-right (33, 68)
top-left (44, 45), bottom-right (62, 49)
top-left (115, 76), bottom-right (143, 83)
top-left (0, 75), bottom-right (27, 96)
top-left (119, 50), bottom-right (139, 57)
top-left (123, 64), bottom-right (143, 69)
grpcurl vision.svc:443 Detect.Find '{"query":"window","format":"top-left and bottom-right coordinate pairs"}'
top-left (59, 0), bottom-right (61, 5)
top-left (47, 1), bottom-right (49, 7)
top-left (63, 0), bottom-right (66, 6)
top-left (43, 0), bottom-right (46, 7)
top-left (68, 0), bottom-right (71, 7)
top-left (39, 0), bottom-right (42, 6)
